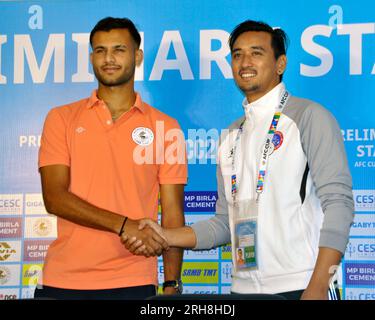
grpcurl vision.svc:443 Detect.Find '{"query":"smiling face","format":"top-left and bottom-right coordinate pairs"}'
top-left (90, 28), bottom-right (143, 87)
top-left (231, 31), bottom-right (286, 102)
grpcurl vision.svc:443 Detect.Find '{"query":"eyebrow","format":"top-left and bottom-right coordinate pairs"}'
top-left (232, 46), bottom-right (266, 53)
top-left (93, 44), bottom-right (128, 50)
top-left (113, 44), bottom-right (127, 49)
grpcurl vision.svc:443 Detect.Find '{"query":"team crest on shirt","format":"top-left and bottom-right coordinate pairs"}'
top-left (270, 131), bottom-right (284, 154)
top-left (132, 127), bottom-right (154, 146)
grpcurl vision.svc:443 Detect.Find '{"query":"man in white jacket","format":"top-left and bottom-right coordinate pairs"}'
top-left (123, 20), bottom-right (354, 300)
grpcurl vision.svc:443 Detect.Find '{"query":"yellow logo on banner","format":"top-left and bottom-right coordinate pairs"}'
top-left (22, 264), bottom-right (43, 286)
top-left (221, 243), bottom-right (232, 260)
top-left (181, 262), bottom-right (219, 284)
top-left (0, 242), bottom-right (16, 261)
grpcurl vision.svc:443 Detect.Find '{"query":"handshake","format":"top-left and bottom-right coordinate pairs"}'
top-left (120, 219), bottom-right (169, 257)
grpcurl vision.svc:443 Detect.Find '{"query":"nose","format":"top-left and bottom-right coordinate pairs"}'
top-left (104, 50), bottom-right (115, 63)
top-left (241, 53), bottom-right (254, 68)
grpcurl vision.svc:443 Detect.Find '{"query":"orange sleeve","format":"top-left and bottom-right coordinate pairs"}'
top-left (38, 108), bottom-right (70, 168)
top-left (158, 118), bottom-right (188, 185)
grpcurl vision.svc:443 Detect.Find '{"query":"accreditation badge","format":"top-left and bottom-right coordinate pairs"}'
top-left (233, 199), bottom-right (258, 272)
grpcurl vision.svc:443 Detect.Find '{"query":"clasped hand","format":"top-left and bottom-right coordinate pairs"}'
top-left (120, 219), bottom-right (168, 257)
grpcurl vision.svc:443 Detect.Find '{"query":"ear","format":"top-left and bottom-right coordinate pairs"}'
top-left (135, 49), bottom-right (144, 67)
top-left (90, 52), bottom-right (93, 65)
top-left (277, 54), bottom-right (287, 75)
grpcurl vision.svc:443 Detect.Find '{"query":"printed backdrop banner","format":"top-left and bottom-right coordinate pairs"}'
top-left (0, 0), bottom-right (374, 300)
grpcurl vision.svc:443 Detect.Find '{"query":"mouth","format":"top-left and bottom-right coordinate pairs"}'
top-left (239, 70), bottom-right (257, 79)
top-left (102, 65), bottom-right (121, 73)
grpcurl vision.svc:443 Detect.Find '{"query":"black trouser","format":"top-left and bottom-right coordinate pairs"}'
top-left (277, 287), bottom-right (341, 300)
top-left (34, 284), bottom-right (156, 300)
top-left (231, 288), bottom-right (341, 300)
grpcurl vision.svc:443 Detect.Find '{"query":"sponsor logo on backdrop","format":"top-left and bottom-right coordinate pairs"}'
top-left (345, 262), bottom-right (375, 286)
top-left (0, 241), bottom-right (21, 262)
top-left (345, 288), bottom-right (375, 300)
top-left (353, 190), bottom-right (375, 212)
top-left (0, 194), bottom-right (23, 215)
top-left (0, 289), bottom-right (18, 300)
top-left (350, 214), bottom-right (375, 236)
top-left (159, 261), bottom-right (220, 285)
top-left (221, 285), bottom-right (232, 294)
top-left (33, 218), bottom-right (52, 237)
top-left (24, 216), bottom-right (57, 238)
top-left (25, 194), bottom-right (48, 215)
top-left (0, 264), bottom-right (20, 286)
top-left (185, 214), bottom-right (215, 225)
top-left (345, 239), bottom-right (375, 260)
top-left (181, 262), bottom-right (219, 284)
top-left (22, 264), bottom-right (43, 287)
top-left (158, 262), bottom-right (164, 284)
top-left (0, 218), bottom-right (22, 238)
top-left (184, 248), bottom-right (219, 260)
top-left (21, 288), bottom-right (35, 299)
top-left (184, 192), bottom-right (217, 212)
top-left (221, 263), bottom-right (233, 284)
top-left (183, 286), bottom-right (218, 294)
top-left (221, 244), bottom-right (232, 260)
top-left (23, 240), bottom-right (52, 262)
top-left (0, 266), bottom-right (11, 285)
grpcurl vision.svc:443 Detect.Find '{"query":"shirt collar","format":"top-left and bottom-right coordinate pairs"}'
top-left (86, 90), bottom-right (146, 113)
top-left (242, 82), bottom-right (286, 113)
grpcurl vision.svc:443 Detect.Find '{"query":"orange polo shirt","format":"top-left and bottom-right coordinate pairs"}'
top-left (38, 91), bottom-right (187, 290)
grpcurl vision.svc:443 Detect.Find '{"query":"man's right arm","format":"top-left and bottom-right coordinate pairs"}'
top-left (40, 164), bottom-right (168, 255)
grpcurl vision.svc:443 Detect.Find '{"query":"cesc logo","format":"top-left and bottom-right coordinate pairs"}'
top-left (0, 194), bottom-right (23, 215)
top-left (346, 241), bottom-right (375, 259)
top-left (358, 244), bottom-right (375, 253)
top-left (353, 190), bottom-right (375, 212)
top-left (346, 289), bottom-right (375, 300)
top-left (356, 194), bottom-right (374, 204)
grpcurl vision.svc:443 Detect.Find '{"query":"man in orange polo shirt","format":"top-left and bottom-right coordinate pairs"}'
top-left (34, 17), bottom-right (187, 300)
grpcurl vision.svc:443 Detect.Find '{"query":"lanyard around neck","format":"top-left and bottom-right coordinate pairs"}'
top-left (231, 90), bottom-right (290, 203)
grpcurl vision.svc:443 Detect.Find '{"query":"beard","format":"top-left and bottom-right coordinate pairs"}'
top-left (94, 64), bottom-right (135, 87)
top-left (238, 82), bottom-right (260, 95)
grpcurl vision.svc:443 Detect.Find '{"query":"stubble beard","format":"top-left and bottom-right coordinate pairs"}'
top-left (94, 65), bottom-right (135, 87)
top-left (239, 82), bottom-right (260, 96)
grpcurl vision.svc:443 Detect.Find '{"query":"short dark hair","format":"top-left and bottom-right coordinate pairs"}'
top-left (229, 20), bottom-right (289, 60)
top-left (90, 17), bottom-right (141, 48)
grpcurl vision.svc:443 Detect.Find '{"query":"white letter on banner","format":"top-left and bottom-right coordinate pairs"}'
top-left (149, 31), bottom-right (193, 80)
top-left (14, 34), bottom-right (65, 84)
top-left (135, 32), bottom-right (144, 81)
top-left (0, 35), bottom-right (7, 84)
top-left (72, 33), bottom-right (94, 82)
top-left (28, 5), bottom-right (43, 30)
top-left (337, 23), bottom-right (375, 75)
top-left (300, 25), bottom-right (333, 77)
top-left (200, 30), bottom-right (232, 79)
top-left (328, 5), bottom-right (343, 29)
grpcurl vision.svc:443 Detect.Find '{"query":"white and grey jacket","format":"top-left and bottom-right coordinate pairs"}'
top-left (191, 82), bottom-right (354, 294)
